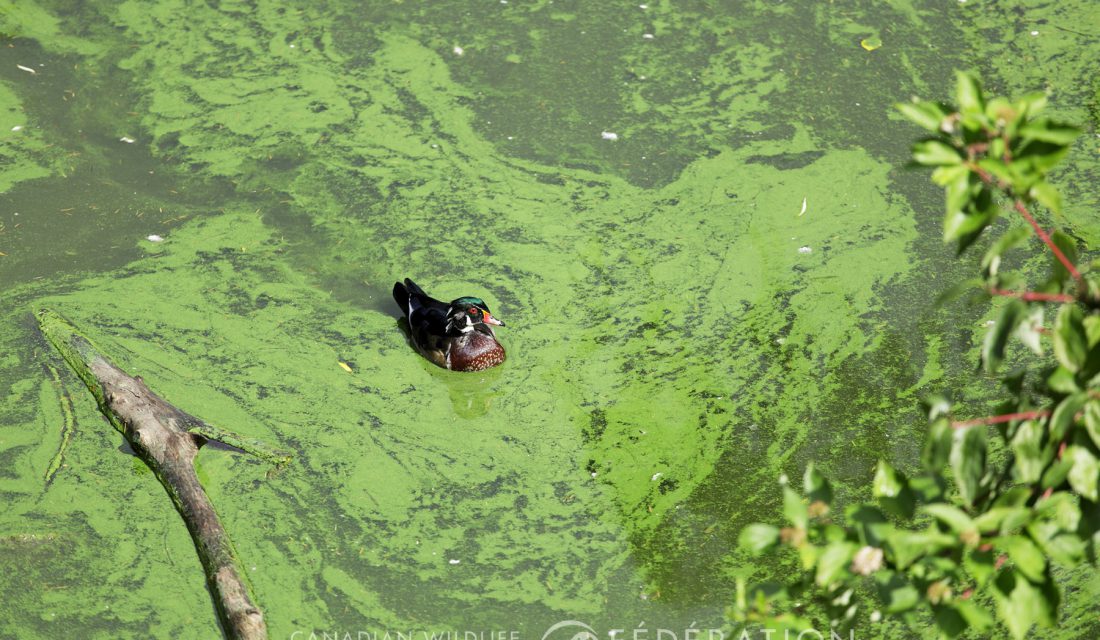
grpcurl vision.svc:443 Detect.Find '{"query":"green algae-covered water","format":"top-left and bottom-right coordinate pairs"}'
top-left (2, 1), bottom-right (1099, 637)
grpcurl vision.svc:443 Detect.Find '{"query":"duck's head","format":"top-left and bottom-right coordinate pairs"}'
top-left (446, 297), bottom-right (505, 334)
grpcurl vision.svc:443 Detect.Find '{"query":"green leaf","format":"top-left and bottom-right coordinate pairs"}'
top-left (909, 473), bottom-right (946, 503)
top-left (783, 485), bottom-right (807, 528)
top-left (1010, 419), bottom-right (1049, 484)
top-left (982, 299), bottom-right (1027, 372)
top-left (955, 70), bottom-right (985, 115)
top-left (1029, 181), bottom-right (1063, 216)
top-left (981, 225), bottom-right (1032, 278)
top-left (976, 157), bottom-right (1016, 185)
top-left (887, 527), bottom-right (955, 569)
top-left (1084, 400), bottom-right (1100, 450)
top-left (952, 426), bottom-right (987, 506)
top-left (944, 171), bottom-right (976, 221)
top-left (1018, 142), bottom-right (1071, 176)
top-left (931, 163), bottom-right (969, 187)
top-left (991, 569), bottom-right (1056, 639)
top-left (923, 503), bottom-right (976, 536)
top-left (1049, 230), bottom-right (1079, 288)
top-left (1017, 91), bottom-right (1048, 119)
top-left (1015, 305), bottom-right (1044, 356)
top-left (875, 571), bottom-right (920, 614)
top-left (814, 541), bottom-right (857, 587)
top-left (848, 504), bottom-right (892, 547)
top-left (739, 523), bottom-right (780, 555)
top-left (1066, 445), bottom-right (1100, 502)
top-left (996, 535), bottom-right (1047, 582)
top-left (1049, 391), bottom-right (1088, 441)
top-left (932, 604), bottom-right (969, 639)
top-left (803, 462), bottom-right (833, 505)
top-left (1019, 117), bottom-right (1082, 145)
top-left (1028, 519), bottom-right (1085, 566)
top-left (897, 100), bottom-right (948, 132)
top-left (1047, 365), bottom-right (1080, 394)
top-left (923, 417), bottom-right (953, 472)
top-left (974, 506), bottom-right (1032, 534)
top-left (913, 139), bottom-right (963, 166)
top-left (954, 599), bottom-right (995, 634)
top-left (1041, 456), bottom-right (1073, 490)
top-left (993, 486), bottom-right (1033, 509)
top-left (1053, 304), bottom-right (1088, 373)
top-left (951, 188), bottom-right (998, 253)
top-left (873, 461), bottom-right (915, 519)
top-left (964, 546), bottom-right (996, 584)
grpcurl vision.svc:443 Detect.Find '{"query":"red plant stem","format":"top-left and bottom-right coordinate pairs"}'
top-left (989, 288), bottom-right (1075, 303)
top-left (971, 164), bottom-right (1084, 289)
top-left (1013, 199), bottom-right (1084, 286)
top-left (951, 409), bottom-right (1051, 429)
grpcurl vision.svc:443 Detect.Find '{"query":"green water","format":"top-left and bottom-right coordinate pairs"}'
top-left (1, 1), bottom-right (1098, 637)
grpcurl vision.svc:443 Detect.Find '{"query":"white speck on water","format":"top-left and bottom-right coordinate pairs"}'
top-left (798, 246), bottom-right (812, 254)
top-left (590, 471), bottom-right (598, 478)
top-left (449, 558), bottom-right (461, 564)
top-left (147, 234), bottom-right (164, 242)
top-left (1030, 30), bottom-right (1039, 36)
top-left (601, 131), bottom-right (619, 140)
top-left (651, 472), bottom-right (663, 481)
top-left (11, 125), bottom-right (22, 131)
top-left (506, 135), bottom-right (514, 140)
top-left (17, 64), bottom-right (36, 74)
top-left (642, 33), bottom-right (655, 39)
top-left (120, 136), bottom-right (136, 143)
top-left (776, 337), bottom-right (786, 345)
top-left (289, 43), bottom-right (296, 48)
top-left (453, 45), bottom-right (464, 56)
top-left (985, 319), bottom-right (995, 327)
top-left (639, 3), bottom-right (648, 8)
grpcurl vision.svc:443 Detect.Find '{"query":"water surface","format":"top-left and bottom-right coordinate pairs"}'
top-left (2, 1), bottom-right (1099, 637)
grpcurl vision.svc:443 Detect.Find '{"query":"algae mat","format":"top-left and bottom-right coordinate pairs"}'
top-left (2, 1), bottom-right (1099, 638)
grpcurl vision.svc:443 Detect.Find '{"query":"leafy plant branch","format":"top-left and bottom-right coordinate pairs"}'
top-left (733, 72), bottom-right (1096, 640)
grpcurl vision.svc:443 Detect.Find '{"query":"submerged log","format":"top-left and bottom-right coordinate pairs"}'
top-left (36, 309), bottom-right (290, 640)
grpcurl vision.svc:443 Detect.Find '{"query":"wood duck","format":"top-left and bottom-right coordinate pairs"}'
top-left (392, 278), bottom-right (507, 372)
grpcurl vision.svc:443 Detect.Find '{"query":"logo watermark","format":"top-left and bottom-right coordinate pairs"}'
top-left (289, 621), bottom-right (854, 640)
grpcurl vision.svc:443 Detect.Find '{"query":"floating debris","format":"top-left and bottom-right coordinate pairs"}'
top-left (601, 131), bottom-right (619, 141)
top-left (1030, 30), bottom-right (1039, 36)
top-left (11, 125), bottom-right (22, 132)
top-left (798, 196), bottom-right (808, 217)
top-left (120, 136), bottom-right (136, 143)
top-left (448, 558), bottom-right (461, 565)
top-left (453, 45), bottom-right (464, 56)
top-left (338, 361), bottom-right (353, 373)
top-left (146, 234), bottom-right (164, 242)
top-left (16, 64), bottom-right (36, 74)
top-left (860, 37), bottom-right (883, 51)
top-left (651, 472), bottom-right (663, 481)
top-left (642, 33), bottom-right (655, 39)
top-left (798, 246), bottom-right (812, 254)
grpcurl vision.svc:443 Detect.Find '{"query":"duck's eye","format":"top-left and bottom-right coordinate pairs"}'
top-left (468, 308), bottom-right (479, 316)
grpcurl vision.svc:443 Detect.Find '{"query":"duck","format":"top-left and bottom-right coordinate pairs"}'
top-left (392, 278), bottom-right (507, 372)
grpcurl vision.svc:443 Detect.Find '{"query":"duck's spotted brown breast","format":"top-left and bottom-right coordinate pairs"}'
top-left (449, 333), bottom-right (506, 372)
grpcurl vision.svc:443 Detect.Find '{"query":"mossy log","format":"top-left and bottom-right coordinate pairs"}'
top-left (36, 309), bottom-right (290, 640)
